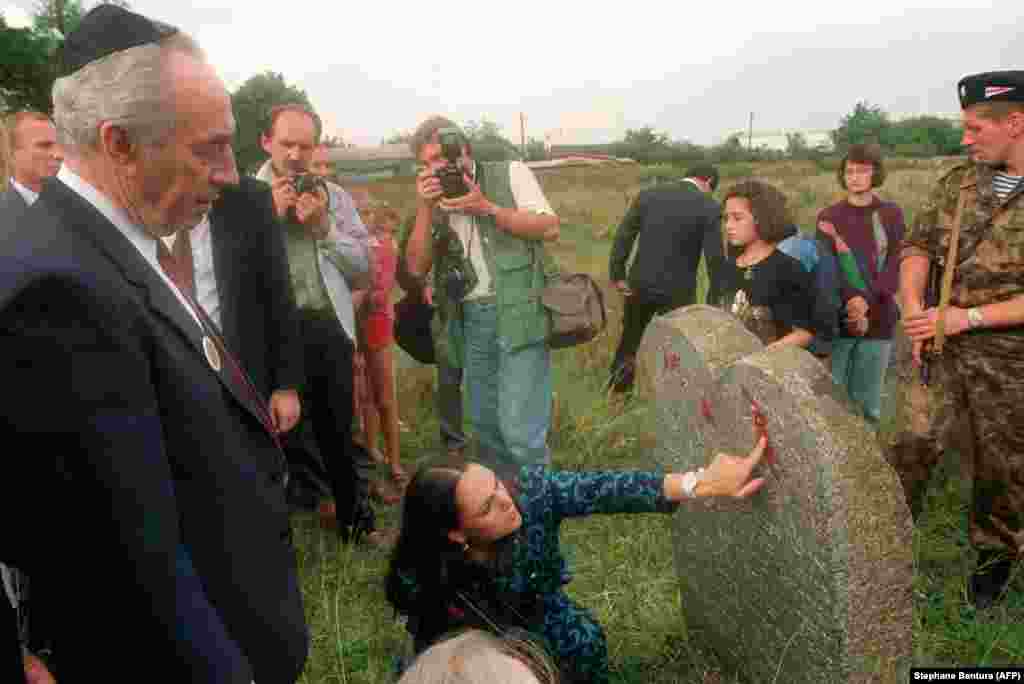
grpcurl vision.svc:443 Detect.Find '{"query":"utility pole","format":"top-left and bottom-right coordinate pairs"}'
top-left (747, 111), bottom-right (754, 155)
top-left (520, 112), bottom-right (527, 160)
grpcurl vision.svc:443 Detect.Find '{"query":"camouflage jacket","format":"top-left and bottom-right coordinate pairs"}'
top-left (903, 161), bottom-right (1024, 354)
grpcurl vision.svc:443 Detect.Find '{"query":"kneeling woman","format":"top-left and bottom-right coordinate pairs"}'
top-left (718, 180), bottom-right (815, 348)
top-left (385, 439), bottom-right (768, 683)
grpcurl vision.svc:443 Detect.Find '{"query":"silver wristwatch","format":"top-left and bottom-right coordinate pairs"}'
top-left (967, 307), bottom-right (985, 330)
top-left (681, 468), bottom-right (705, 499)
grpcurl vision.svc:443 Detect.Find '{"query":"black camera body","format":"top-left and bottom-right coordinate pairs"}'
top-left (291, 172), bottom-right (327, 197)
top-left (286, 173), bottom-right (329, 222)
top-left (442, 262), bottom-right (471, 302)
top-left (435, 127), bottom-right (469, 199)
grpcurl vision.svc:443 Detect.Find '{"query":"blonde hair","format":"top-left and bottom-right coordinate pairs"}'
top-left (397, 630), bottom-right (558, 684)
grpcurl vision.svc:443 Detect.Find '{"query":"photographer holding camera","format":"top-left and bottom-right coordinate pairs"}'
top-left (401, 117), bottom-right (560, 472)
top-left (256, 105), bottom-right (382, 543)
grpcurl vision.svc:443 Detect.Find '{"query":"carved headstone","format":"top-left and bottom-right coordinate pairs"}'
top-left (638, 305), bottom-right (913, 683)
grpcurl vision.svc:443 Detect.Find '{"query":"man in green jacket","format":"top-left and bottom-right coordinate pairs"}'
top-left (256, 104), bottom-right (376, 541)
top-left (401, 117), bottom-right (560, 472)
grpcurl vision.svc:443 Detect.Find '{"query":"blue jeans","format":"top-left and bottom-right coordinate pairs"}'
top-left (462, 298), bottom-right (551, 470)
top-left (831, 337), bottom-right (892, 427)
top-left (436, 354), bottom-right (466, 451)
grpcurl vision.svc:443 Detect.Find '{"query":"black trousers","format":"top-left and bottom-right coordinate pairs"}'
top-left (608, 290), bottom-right (675, 393)
top-left (3, 589), bottom-right (23, 683)
top-left (297, 310), bottom-right (368, 537)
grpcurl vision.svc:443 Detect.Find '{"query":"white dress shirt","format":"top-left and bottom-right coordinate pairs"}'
top-left (57, 166), bottom-right (202, 330)
top-left (9, 178), bottom-right (39, 206)
top-left (449, 160), bottom-right (555, 300)
top-left (163, 215), bottom-right (221, 329)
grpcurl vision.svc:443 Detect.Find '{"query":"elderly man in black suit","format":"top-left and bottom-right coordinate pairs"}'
top-left (0, 6), bottom-right (307, 682)
top-left (607, 163), bottom-right (723, 393)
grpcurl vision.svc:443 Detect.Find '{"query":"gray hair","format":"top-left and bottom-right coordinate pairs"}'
top-left (397, 630), bottom-right (558, 684)
top-left (52, 32), bottom-right (204, 153)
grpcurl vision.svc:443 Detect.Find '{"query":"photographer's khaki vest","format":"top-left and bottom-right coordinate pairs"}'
top-left (441, 161), bottom-right (550, 367)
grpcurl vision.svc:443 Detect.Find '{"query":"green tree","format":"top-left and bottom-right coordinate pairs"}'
top-left (0, 19), bottom-right (57, 113)
top-left (831, 101), bottom-right (890, 152)
top-left (1, 1), bottom-right (131, 114)
top-left (707, 134), bottom-right (748, 164)
top-left (230, 71), bottom-right (314, 175)
top-left (462, 118), bottom-right (519, 161)
top-left (885, 116), bottom-right (962, 157)
top-left (612, 125), bottom-right (674, 164)
top-left (463, 118), bottom-right (510, 145)
top-left (382, 130), bottom-right (412, 145)
top-left (623, 125), bottom-right (670, 148)
top-left (524, 137), bottom-right (547, 162)
top-left (321, 134), bottom-right (349, 148)
top-left (32, 0), bottom-right (93, 37)
top-left (786, 132), bottom-right (809, 159)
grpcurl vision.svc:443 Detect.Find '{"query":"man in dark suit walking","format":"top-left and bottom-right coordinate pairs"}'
top-left (607, 163), bottom-right (723, 393)
top-left (0, 6), bottom-right (307, 682)
top-left (1, 110), bottom-right (62, 684)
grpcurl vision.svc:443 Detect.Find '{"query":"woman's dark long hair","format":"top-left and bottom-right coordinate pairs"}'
top-left (385, 454), bottom-right (470, 615)
top-left (385, 455), bottom-right (530, 646)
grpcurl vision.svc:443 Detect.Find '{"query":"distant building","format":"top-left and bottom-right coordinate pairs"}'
top-left (326, 144), bottom-right (416, 182)
top-left (724, 129), bottom-right (834, 153)
top-left (723, 113), bottom-right (961, 153)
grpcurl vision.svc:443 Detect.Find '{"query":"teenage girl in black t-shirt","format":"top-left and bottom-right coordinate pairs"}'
top-left (717, 180), bottom-right (815, 348)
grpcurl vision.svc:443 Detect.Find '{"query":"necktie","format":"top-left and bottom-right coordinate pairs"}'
top-left (156, 236), bottom-right (283, 453)
top-left (170, 227), bottom-right (196, 299)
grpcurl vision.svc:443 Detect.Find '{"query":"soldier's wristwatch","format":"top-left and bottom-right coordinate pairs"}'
top-left (967, 307), bottom-right (985, 330)
top-left (681, 468), bottom-right (705, 499)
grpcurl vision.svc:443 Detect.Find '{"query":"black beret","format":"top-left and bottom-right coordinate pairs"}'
top-left (958, 70), bottom-right (1024, 109)
top-left (59, 3), bottom-right (178, 77)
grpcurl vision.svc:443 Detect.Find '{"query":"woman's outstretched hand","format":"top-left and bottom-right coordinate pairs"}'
top-left (698, 434), bottom-right (769, 498)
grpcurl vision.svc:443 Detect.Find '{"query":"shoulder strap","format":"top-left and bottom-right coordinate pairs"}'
top-left (934, 183), bottom-right (970, 353)
top-left (871, 208), bottom-right (888, 272)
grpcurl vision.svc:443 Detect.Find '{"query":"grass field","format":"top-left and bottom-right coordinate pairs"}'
top-left (292, 161), bottom-right (1024, 683)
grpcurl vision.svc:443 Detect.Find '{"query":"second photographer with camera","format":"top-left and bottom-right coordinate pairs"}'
top-left (256, 105), bottom-right (390, 545)
top-left (401, 117), bottom-right (560, 473)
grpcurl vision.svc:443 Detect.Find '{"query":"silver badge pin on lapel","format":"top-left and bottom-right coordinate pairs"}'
top-left (203, 336), bottom-right (222, 372)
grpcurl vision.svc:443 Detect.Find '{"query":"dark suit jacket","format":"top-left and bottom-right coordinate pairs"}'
top-left (1, 185), bottom-right (29, 681)
top-left (209, 176), bottom-right (304, 399)
top-left (0, 185), bottom-right (30, 225)
top-left (2, 591), bottom-right (22, 683)
top-left (609, 180), bottom-right (724, 307)
top-left (0, 177), bottom-right (308, 683)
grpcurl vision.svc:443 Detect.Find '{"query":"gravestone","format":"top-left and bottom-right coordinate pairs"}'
top-left (637, 305), bottom-right (913, 683)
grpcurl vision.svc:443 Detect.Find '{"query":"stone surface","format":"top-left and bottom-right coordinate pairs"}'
top-left (638, 305), bottom-right (914, 683)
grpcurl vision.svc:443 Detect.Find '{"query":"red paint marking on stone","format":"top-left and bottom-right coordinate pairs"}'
top-left (664, 350), bottom-right (680, 371)
top-left (700, 398), bottom-right (714, 423)
top-left (749, 399), bottom-right (776, 466)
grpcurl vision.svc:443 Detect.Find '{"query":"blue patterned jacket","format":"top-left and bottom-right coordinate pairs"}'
top-left (500, 465), bottom-right (677, 596)
top-left (396, 465), bottom-right (677, 648)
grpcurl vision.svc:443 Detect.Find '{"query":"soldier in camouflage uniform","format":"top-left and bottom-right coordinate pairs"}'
top-left (890, 70), bottom-right (1024, 608)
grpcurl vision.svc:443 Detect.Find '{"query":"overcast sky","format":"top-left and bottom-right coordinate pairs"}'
top-left (4, 0), bottom-right (1021, 146)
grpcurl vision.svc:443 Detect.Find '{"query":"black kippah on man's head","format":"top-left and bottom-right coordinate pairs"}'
top-left (58, 3), bottom-right (179, 77)
top-left (958, 70), bottom-right (1024, 109)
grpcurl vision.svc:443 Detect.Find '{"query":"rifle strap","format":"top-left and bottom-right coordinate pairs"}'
top-left (934, 183), bottom-right (970, 353)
